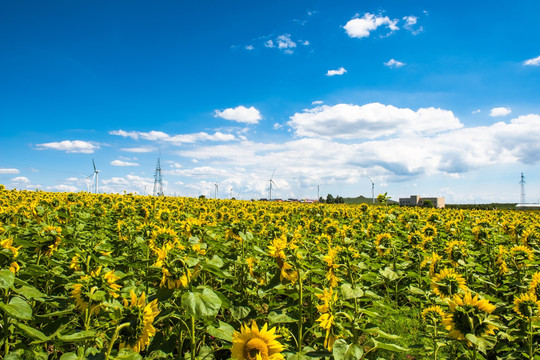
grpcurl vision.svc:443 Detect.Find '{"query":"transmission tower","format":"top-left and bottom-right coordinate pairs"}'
top-left (520, 172), bottom-right (526, 204)
top-left (153, 158), bottom-right (164, 196)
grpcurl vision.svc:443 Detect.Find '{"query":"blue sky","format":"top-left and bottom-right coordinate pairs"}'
top-left (1, 0), bottom-right (540, 203)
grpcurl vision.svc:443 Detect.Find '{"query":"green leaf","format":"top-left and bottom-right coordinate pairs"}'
top-left (372, 339), bottom-right (409, 352)
top-left (182, 288), bottom-right (222, 319)
top-left (14, 285), bottom-right (46, 300)
top-left (207, 255), bottom-right (224, 268)
top-left (379, 267), bottom-right (399, 281)
top-left (0, 269), bottom-right (15, 289)
top-left (4, 354), bottom-right (23, 360)
top-left (231, 305), bottom-right (251, 320)
top-left (58, 330), bottom-right (97, 342)
top-left (268, 310), bottom-right (297, 324)
top-left (59, 353), bottom-right (80, 360)
top-left (332, 339), bottom-right (364, 360)
top-left (14, 322), bottom-right (49, 341)
top-left (364, 327), bottom-right (401, 340)
top-left (115, 348), bottom-right (143, 360)
top-left (340, 283), bottom-right (364, 299)
top-left (0, 296), bottom-right (32, 320)
top-left (207, 321), bottom-right (235, 342)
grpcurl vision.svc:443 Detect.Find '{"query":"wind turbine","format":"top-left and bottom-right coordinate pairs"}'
top-left (214, 180), bottom-right (219, 199)
top-left (367, 176), bottom-right (375, 204)
top-left (269, 169), bottom-right (277, 201)
top-left (92, 159), bottom-right (100, 194)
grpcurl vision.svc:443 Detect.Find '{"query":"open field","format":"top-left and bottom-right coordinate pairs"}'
top-left (0, 187), bottom-right (539, 360)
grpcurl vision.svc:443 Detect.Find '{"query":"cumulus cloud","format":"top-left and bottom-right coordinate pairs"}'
top-left (36, 140), bottom-right (99, 154)
top-left (326, 67), bottom-right (347, 76)
top-left (120, 146), bottom-right (156, 153)
top-left (276, 34), bottom-right (296, 53)
top-left (490, 107), bottom-right (511, 117)
top-left (109, 130), bottom-right (139, 139)
top-left (111, 160), bottom-right (139, 167)
top-left (171, 112), bottom-right (540, 200)
top-left (524, 55), bottom-right (540, 66)
top-left (111, 129), bottom-right (237, 144)
top-left (384, 59), bottom-right (405, 68)
top-left (11, 176), bottom-right (30, 183)
top-left (0, 168), bottom-right (19, 174)
top-left (214, 106), bottom-right (262, 124)
top-left (344, 13), bottom-right (399, 38)
top-left (288, 103), bottom-right (463, 139)
top-left (402, 16), bottom-right (423, 34)
top-left (100, 174), bottom-right (157, 194)
top-left (46, 184), bottom-right (79, 192)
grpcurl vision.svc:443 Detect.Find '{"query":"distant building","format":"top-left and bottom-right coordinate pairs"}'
top-left (516, 203), bottom-right (540, 211)
top-left (399, 195), bottom-right (445, 208)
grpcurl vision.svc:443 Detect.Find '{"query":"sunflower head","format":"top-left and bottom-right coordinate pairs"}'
top-left (374, 233), bottom-right (392, 257)
top-left (421, 305), bottom-right (447, 325)
top-left (231, 321), bottom-right (284, 360)
top-left (118, 291), bottom-right (160, 353)
top-left (431, 268), bottom-right (467, 299)
top-left (513, 292), bottom-right (540, 319)
top-left (509, 245), bottom-right (534, 269)
top-left (529, 272), bottom-right (540, 298)
top-left (443, 292), bottom-right (498, 343)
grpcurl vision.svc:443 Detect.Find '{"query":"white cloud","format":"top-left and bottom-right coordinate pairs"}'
top-left (111, 160), bottom-right (139, 167)
top-left (288, 103), bottom-right (462, 139)
top-left (472, 109), bottom-right (481, 114)
top-left (36, 140), bottom-right (99, 154)
top-left (11, 176), bottom-right (30, 183)
top-left (214, 106), bottom-right (262, 124)
top-left (170, 111), bottom-right (540, 200)
top-left (100, 174), bottom-right (157, 195)
top-left (0, 168), bottom-right (19, 174)
top-left (326, 67), bottom-right (347, 76)
top-left (109, 130), bottom-right (139, 139)
top-left (402, 15), bottom-right (423, 34)
top-left (524, 55), bottom-right (540, 66)
top-left (312, 100), bottom-right (324, 105)
top-left (65, 177), bottom-right (78, 182)
top-left (245, 45), bottom-right (254, 51)
top-left (277, 34), bottom-right (296, 51)
top-left (120, 146), bottom-right (156, 153)
top-left (344, 13), bottom-right (399, 38)
top-left (384, 59), bottom-right (405, 68)
top-left (46, 184), bottom-right (79, 192)
top-left (490, 107), bottom-right (511, 117)
top-left (111, 129), bottom-right (237, 144)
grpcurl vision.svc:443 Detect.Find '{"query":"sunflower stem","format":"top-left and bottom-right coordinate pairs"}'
top-left (105, 322), bottom-right (131, 360)
top-left (528, 317), bottom-right (533, 360)
top-left (297, 266), bottom-right (303, 353)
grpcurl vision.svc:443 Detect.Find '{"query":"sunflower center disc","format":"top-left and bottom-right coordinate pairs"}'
top-left (244, 337), bottom-right (269, 360)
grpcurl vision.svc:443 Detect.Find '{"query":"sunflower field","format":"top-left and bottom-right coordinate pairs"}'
top-left (0, 186), bottom-right (539, 360)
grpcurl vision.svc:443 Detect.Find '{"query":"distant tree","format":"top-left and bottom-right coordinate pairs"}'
top-left (199, 195), bottom-right (206, 199)
top-left (326, 194), bottom-right (335, 204)
top-left (422, 199), bottom-right (434, 208)
top-left (335, 195), bottom-right (344, 204)
top-left (319, 196), bottom-right (325, 203)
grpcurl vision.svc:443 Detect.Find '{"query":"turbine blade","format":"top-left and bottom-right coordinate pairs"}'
top-left (92, 159), bottom-right (96, 171)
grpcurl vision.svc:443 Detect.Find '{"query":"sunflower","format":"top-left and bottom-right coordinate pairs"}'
top-left (118, 291), bottom-right (160, 353)
top-left (71, 267), bottom-right (122, 315)
top-left (513, 292), bottom-right (540, 319)
top-left (39, 225), bottom-right (62, 256)
top-left (374, 233), bottom-right (392, 257)
top-left (421, 252), bottom-right (443, 276)
top-left (231, 321), bottom-right (284, 360)
top-left (421, 305), bottom-right (447, 325)
top-left (316, 313), bottom-right (339, 350)
top-left (149, 226), bottom-right (179, 250)
top-left (445, 240), bottom-right (468, 267)
top-left (529, 271), bottom-right (540, 298)
top-left (495, 245), bottom-right (509, 275)
top-left (443, 292), bottom-right (497, 343)
top-left (509, 245), bottom-right (534, 269)
top-left (431, 268), bottom-right (467, 299)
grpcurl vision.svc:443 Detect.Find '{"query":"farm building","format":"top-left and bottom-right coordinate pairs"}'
top-left (399, 195), bottom-right (445, 208)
